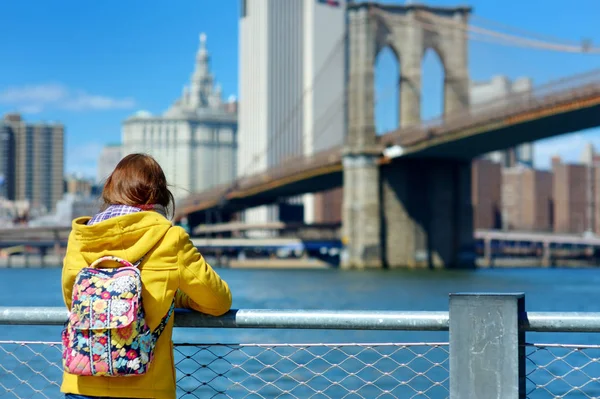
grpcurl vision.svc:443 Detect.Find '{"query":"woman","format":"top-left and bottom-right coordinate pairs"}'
top-left (61, 153), bottom-right (232, 399)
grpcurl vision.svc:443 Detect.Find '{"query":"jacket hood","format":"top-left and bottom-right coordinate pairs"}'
top-left (70, 211), bottom-right (173, 265)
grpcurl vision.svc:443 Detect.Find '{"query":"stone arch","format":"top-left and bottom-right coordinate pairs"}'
top-left (346, 2), bottom-right (471, 149)
top-left (417, 10), bottom-right (470, 117)
top-left (420, 47), bottom-right (446, 120)
top-left (373, 14), bottom-right (402, 132)
top-left (373, 13), bottom-right (401, 61)
top-left (374, 46), bottom-right (401, 133)
top-left (343, 2), bottom-right (472, 269)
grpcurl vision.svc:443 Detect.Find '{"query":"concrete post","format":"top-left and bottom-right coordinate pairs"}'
top-left (450, 293), bottom-right (526, 399)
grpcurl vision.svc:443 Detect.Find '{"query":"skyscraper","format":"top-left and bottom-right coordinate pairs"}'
top-left (1, 113), bottom-right (64, 212)
top-left (96, 143), bottom-right (122, 184)
top-left (0, 123), bottom-right (15, 200)
top-left (238, 0), bottom-right (346, 224)
top-left (122, 34), bottom-right (238, 199)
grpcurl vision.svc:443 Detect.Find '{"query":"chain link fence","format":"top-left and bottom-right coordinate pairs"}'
top-left (4, 301), bottom-right (600, 398)
top-left (526, 343), bottom-right (600, 398)
top-left (0, 341), bottom-right (450, 399)
top-left (0, 342), bottom-right (61, 399)
top-left (6, 340), bottom-right (600, 398)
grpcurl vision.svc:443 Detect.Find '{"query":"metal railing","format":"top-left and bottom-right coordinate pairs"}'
top-left (2, 294), bottom-right (600, 398)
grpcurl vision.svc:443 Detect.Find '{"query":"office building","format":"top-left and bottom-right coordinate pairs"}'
top-left (0, 123), bottom-right (15, 200)
top-left (470, 76), bottom-right (534, 167)
top-left (1, 113), bottom-right (64, 212)
top-left (471, 159), bottom-right (502, 230)
top-left (122, 34), bottom-right (237, 199)
top-left (578, 143), bottom-right (600, 234)
top-left (552, 156), bottom-right (587, 234)
top-left (502, 166), bottom-right (553, 232)
top-left (65, 174), bottom-right (94, 197)
top-left (238, 0), bottom-right (346, 225)
top-left (97, 144), bottom-right (122, 184)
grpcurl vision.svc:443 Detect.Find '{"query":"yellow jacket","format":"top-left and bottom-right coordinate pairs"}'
top-left (60, 211), bottom-right (232, 399)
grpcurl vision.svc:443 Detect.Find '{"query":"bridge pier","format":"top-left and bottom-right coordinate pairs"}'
top-left (341, 154), bottom-right (382, 269)
top-left (381, 159), bottom-right (475, 269)
top-left (340, 3), bottom-right (474, 269)
top-left (342, 158), bottom-right (475, 269)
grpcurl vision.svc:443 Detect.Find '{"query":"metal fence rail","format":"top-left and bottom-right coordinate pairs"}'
top-left (3, 294), bottom-right (600, 398)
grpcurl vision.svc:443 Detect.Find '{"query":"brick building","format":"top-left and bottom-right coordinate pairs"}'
top-left (472, 159), bottom-right (502, 229)
top-left (313, 187), bottom-right (343, 224)
top-left (501, 166), bottom-right (553, 232)
top-left (552, 156), bottom-right (587, 234)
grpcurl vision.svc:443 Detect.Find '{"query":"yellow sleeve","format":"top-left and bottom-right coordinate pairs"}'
top-left (176, 227), bottom-right (232, 316)
top-left (61, 243), bottom-right (78, 310)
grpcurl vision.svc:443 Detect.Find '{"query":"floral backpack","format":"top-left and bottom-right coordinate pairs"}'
top-left (62, 255), bottom-right (175, 377)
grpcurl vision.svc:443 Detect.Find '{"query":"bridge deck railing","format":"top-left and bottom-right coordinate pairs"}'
top-left (179, 68), bottom-right (600, 218)
top-left (2, 294), bottom-right (599, 398)
top-left (385, 67), bottom-right (600, 147)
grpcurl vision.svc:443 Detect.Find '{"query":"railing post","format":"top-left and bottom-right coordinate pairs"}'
top-left (483, 237), bottom-right (493, 267)
top-left (449, 293), bottom-right (525, 399)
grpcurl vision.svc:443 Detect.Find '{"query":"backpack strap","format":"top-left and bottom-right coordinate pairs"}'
top-left (88, 254), bottom-right (146, 269)
top-left (89, 255), bottom-right (135, 269)
top-left (152, 299), bottom-right (176, 340)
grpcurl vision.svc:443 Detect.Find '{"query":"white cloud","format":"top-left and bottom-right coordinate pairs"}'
top-left (17, 104), bottom-right (44, 114)
top-left (0, 83), bottom-right (135, 113)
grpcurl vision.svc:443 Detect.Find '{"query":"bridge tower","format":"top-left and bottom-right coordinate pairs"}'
top-left (342, 2), bottom-right (473, 269)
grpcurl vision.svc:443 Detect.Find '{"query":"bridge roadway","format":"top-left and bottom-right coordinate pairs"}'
top-left (475, 229), bottom-right (600, 247)
top-left (175, 69), bottom-right (600, 222)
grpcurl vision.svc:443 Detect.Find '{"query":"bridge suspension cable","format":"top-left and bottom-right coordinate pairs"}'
top-left (469, 14), bottom-right (588, 48)
top-left (212, 9), bottom-right (599, 212)
top-left (419, 10), bottom-right (600, 54)
top-left (235, 29), bottom-right (348, 181)
top-left (210, 20), bottom-right (363, 214)
top-left (235, 11), bottom-right (598, 185)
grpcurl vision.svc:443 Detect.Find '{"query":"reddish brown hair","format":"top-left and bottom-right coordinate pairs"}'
top-left (102, 153), bottom-right (175, 216)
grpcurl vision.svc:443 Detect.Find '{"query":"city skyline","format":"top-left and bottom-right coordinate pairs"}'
top-left (1, 0), bottom-right (600, 179)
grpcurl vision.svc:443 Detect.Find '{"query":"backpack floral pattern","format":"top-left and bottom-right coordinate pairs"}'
top-left (62, 255), bottom-right (174, 377)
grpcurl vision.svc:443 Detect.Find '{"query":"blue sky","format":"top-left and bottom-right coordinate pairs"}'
top-left (0, 0), bottom-right (599, 179)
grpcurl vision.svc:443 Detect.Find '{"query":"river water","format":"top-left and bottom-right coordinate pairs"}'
top-left (2, 266), bottom-right (600, 397)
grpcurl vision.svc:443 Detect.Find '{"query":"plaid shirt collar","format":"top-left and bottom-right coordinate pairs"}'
top-left (87, 204), bottom-right (142, 225)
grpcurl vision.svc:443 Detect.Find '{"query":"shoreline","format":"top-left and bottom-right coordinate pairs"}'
top-left (0, 254), bottom-right (598, 269)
